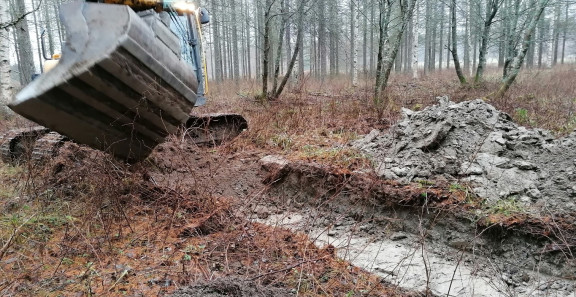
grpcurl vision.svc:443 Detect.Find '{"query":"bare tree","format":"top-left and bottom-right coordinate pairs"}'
top-left (493, 0), bottom-right (550, 98)
top-left (450, 0), bottom-right (467, 84)
top-left (475, 0), bottom-right (503, 84)
top-left (0, 1), bottom-right (13, 114)
top-left (374, 0), bottom-right (417, 103)
top-left (351, 0), bottom-right (359, 87)
top-left (412, 0), bottom-right (420, 79)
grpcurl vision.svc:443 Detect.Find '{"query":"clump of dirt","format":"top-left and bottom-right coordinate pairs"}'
top-left (354, 96), bottom-right (576, 213)
top-left (170, 278), bottom-right (294, 297)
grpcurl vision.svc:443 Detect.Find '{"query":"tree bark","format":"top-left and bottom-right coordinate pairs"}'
top-left (13, 0), bottom-right (35, 85)
top-left (464, 0), bottom-right (471, 76)
top-left (450, 0), bottom-right (466, 84)
top-left (0, 0), bottom-right (14, 114)
top-left (439, 2), bottom-right (444, 70)
top-left (412, 0), bottom-right (419, 79)
top-left (560, 1), bottom-right (567, 64)
top-left (351, 0), bottom-right (359, 86)
top-left (211, 0), bottom-right (223, 82)
top-left (374, 0), bottom-right (417, 102)
top-left (475, 0), bottom-right (502, 84)
top-left (493, 0), bottom-right (549, 98)
top-left (273, 0), bottom-right (305, 99)
top-left (272, 0), bottom-right (287, 95)
top-left (261, 0), bottom-right (273, 97)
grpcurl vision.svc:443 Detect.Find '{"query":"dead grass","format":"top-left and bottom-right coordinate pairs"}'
top-left (1, 64), bottom-right (575, 296)
top-left (0, 141), bottom-right (413, 296)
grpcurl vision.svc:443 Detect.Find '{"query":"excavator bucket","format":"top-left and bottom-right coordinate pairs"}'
top-left (9, 2), bottom-right (198, 161)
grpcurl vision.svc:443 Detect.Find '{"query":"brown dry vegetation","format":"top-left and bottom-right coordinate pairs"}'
top-left (1, 65), bottom-right (575, 296)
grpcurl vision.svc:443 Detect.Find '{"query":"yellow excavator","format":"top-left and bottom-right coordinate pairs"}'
top-left (0, 0), bottom-right (247, 164)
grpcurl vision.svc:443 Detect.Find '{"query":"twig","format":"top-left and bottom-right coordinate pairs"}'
top-left (108, 268), bottom-right (129, 291)
top-left (0, 214), bottom-right (36, 261)
top-left (249, 257), bottom-right (324, 281)
top-left (0, 0), bottom-right (43, 30)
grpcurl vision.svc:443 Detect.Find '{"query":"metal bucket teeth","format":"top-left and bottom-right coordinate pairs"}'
top-left (9, 2), bottom-right (198, 161)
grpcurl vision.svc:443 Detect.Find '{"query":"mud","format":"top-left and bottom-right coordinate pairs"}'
top-left (259, 156), bottom-right (576, 296)
top-left (353, 97), bottom-right (576, 213)
top-left (170, 278), bottom-right (294, 297)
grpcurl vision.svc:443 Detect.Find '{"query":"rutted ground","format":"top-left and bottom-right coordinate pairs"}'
top-left (257, 155), bottom-right (576, 296)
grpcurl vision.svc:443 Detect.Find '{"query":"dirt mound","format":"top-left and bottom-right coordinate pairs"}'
top-left (354, 97), bottom-right (576, 212)
top-left (170, 278), bottom-right (294, 297)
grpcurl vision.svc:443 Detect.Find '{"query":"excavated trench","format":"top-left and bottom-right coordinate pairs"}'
top-left (255, 98), bottom-right (576, 296)
top-left (258, 157), bottom-right (575, 296)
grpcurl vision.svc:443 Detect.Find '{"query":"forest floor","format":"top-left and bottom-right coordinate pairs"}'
top-left (1, 66), bottom-right (576, 296)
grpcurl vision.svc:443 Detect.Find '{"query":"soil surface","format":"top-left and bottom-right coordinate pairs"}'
top-left (258, 153), bottom-right (576, 296)
top-left (2, 97), bottom-right (576, 297)
top-left (353, 97), bottom-right (576, 213)
top-left (170, 278), bottom-right (294, 297)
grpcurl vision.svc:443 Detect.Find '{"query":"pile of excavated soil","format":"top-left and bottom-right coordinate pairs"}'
top-left (353, 97), bottom-right (576, 212)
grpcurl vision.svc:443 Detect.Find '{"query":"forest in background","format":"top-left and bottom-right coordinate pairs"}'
top-left (0, 0), bottom-right (575, 105)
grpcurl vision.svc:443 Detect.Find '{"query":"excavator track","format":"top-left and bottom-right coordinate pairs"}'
top-left (186, 113), bottom-right (248, 146)
top-left (0, 127), bottom-right (50, 165)
top-left (31, 132), bottom-right (69, 163)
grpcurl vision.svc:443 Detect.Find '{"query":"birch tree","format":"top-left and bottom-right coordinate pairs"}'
top-left (351, 0), bottom-right (359, 87)
top-left (374, 0), bottom-right (417, 103)
top-left (450, 0), bottom-right (466, 84)
top-left (412, 0), bottom-right (419, 79)
top-left (493, 0), bottom-right (550, 98)
top-left (474, 0), bottom-right (503, 84)
top-left (0, 3), bottom-right (13, 114)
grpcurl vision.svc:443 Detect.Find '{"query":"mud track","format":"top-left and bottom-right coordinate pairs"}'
top-left (257, 156), bottom-right (576, 296)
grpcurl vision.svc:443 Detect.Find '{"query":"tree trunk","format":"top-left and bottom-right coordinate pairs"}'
top-left (537, 17), bottom-right (544, 68)
top-left (450, 0), bottom-right (466, 84)
top-left (211, 0), bottom-right (223, 82)
top-left (475, 0), bottom-right (501, 84)
top-left (318, 0), bottom-right (327, 77)
top-left (412, 0), bottom-right (419, 79)
top-left (351, 0), bottom-right (359, 86)
top-left (13, 0), bottom-right (35, 85)
top-left (261, 0), bottom-right (273, 97)
top-left (374, 0), bottom-right (417, 102)
top-left (255, 0), bottom-right (262, 80)
top-left (272, 0), bottom-right (288, 96)
top-left (31, 0), bottom-right (42, 74)
top-left (546, 19), bottom-right (553, 68)
top-left (362, 0), bottom-right (368, 74)
top-left (245, 0), bottom-right (252, 78)
top-left (369, 0), bottom-right (375, 74)
top-left (463, 0), bottom-right (471, 76)
top-left (438, 2), bottom-right (444, 70)
top-left (560, 2), bottom-right (567, 64)
top-left (273, 0), bottom-right (305, 99)
top-left (424, 0), bottom-right (430, 73)
top-left (503, 0), bottom-right (520, 78)
top-left (493, 0), bottom-right (549, 98)
top-left (0, 0), bottom-right (13, 114)
top-left (552, 2), bottom-right (560, 65)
